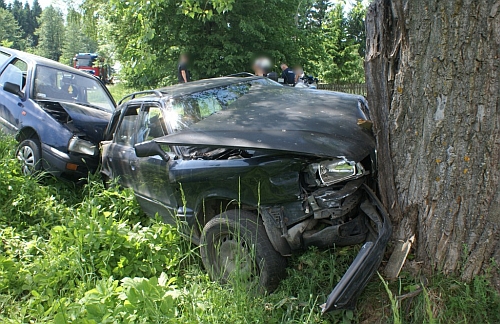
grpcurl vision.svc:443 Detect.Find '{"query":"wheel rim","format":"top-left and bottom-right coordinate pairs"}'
top-left (17, 145), bottom-right (36, 175)
top-left (215, 233), bottom-right (257, 284)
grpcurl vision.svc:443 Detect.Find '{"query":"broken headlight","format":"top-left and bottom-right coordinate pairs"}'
top-left (68, 137), bottom-right (97, 156)
top-left (309, 158), bottom-right (364, 186)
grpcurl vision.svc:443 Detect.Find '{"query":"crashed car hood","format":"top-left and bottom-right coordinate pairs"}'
top-left (156, 87), bottom-right (375, 161)
top-left (59, 102), bottom-right (111, 143)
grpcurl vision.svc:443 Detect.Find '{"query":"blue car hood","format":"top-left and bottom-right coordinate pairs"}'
top-left (58, 102), bottom-right (111, 143)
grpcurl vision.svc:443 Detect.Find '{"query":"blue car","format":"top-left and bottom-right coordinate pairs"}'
top-left (0, 47), bottom-right (116, 178)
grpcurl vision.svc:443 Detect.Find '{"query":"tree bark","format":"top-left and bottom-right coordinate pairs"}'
top-left (365, 0), bottom-right (500, 281)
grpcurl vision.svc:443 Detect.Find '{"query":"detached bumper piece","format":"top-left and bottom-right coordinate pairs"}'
top-left (321, 184), bottom-right (392, 314)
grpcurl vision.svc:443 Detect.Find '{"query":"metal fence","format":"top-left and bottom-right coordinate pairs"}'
top-left (317, 83), bottom-right (367, 96)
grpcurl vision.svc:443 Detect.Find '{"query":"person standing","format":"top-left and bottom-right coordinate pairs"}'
top-left (252, 56), bottom-right (272, 76)
top-left (280, 63), bottom-right (295, 86)
top-left (177, 54), bottom-right (191, 83)
top-left (294, 66), bottom-right (304, 84)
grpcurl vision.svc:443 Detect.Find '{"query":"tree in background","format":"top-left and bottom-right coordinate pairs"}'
top-left (346, 0), bottom-right (366, 58)
top-left (59, 9), bottom-right (98, 65)
top-left (319, 3), bottom-right (364, 84)
top-left (20, 2), bottom-right (35, 46)
top-left (2, 0), bottom-right (43, 50)
top-left (82, 0), bottom-right (310, 87)
top-left (0, 8), bottom-right (23, 48)
top-left (10, 0), bottom-right (23, 25)
top-left (35, 5), bottom-right (65, 61)
top-left (294, 0), bottom-right (330, 78)
top-left (31, 0), bottom-right (42, 46)
top-left (80, 0), bottom-right (367, 88)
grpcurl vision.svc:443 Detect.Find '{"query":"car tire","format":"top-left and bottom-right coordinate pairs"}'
top-left (16, 139), bottom-right (42, 176)
top-left (200, 209), bottom-right (286, 293)
top-left (101, 173), bottom-right (111, 189)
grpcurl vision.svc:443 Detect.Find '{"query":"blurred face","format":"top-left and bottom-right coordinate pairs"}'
top-left (280, 64), bottom-right (287, 71)
top-left (252, 63), bottom-right (263, 76)
top-left (180, 54), bottom-right (188, 63)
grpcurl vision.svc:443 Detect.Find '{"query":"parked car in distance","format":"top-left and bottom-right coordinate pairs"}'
top-left (0, 47), bottom-right (116, 178)
top-left (101, 75), bottom-right (391, 313)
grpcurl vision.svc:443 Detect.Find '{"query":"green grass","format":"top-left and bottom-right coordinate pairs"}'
top-left (0, 135), bottom-right (499, 323)
top-left (107, 83), bottom-right (137, 104)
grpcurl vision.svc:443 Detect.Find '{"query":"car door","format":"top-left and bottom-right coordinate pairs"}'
top-left (129, 102), bottom-right (178, 224)
top-left (0, 56), bottom-right (28, 135)
top-left (104, 102), bottom-right (141, 188)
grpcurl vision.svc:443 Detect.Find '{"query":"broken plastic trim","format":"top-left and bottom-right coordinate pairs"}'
top-left (321, 184), bottom-right (392, 313)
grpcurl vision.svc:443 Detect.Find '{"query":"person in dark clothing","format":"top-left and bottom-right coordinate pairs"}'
top-left (177, 54), bottom-right (191, 83)
top-left (280, 63), bottom-right (296, 85)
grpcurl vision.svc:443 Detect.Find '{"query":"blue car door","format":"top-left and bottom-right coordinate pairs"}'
top-left (0, 58), bottom-right (28, 135)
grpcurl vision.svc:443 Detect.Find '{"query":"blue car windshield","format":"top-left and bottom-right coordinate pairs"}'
top-left (33, 65), bottom-right (114, 112)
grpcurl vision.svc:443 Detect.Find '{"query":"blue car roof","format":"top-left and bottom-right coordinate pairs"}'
top-left (0, 46), bottom-right (94, 79)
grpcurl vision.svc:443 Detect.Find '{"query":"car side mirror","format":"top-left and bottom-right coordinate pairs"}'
top-left (3, 82), bottom-right (23, 97)
top-left (134, 140), bottom-right (170, 162)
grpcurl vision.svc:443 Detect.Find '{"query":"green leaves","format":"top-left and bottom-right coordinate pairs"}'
top-left (0, 8), bottom-right (23, 49)
top-left (35, 5), bottom-right (65, 61)
top-left (0, 133), bottom-right (183, 322)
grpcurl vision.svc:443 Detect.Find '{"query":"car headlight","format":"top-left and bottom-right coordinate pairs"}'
top-left (309, 158), bottom-right (364, 186)
top-left (68, 137), bottom-right (98, 156)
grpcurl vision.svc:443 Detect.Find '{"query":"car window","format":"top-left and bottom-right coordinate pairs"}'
top-left (34, 65), bottom-right (115, 112)
top-left (0, 58), bottom-right (28, 91)
top-left (168, 81), bottom-right (256, 133)
top-left (0, 51), bottom-right (11, 67)
top-left (114, 104), bottom-right (141, 146)
top-left (137, 103), bottom-right (168, 143)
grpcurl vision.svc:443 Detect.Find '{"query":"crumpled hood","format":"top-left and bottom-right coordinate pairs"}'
top-left (59, 102), bottom-right (111, 143)
top-left (156, 87), bottom-right (375, 162)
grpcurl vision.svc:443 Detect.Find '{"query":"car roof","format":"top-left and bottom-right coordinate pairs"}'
top-left (120, 76), bottom-right (266, 105)
top-left (158, 76), bottom-right (264, 97)
top-left (0, 46), bottom-right (95, 78)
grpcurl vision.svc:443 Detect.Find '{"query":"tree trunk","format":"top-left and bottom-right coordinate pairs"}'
top-left (365, 0), bottom-right (500, 281)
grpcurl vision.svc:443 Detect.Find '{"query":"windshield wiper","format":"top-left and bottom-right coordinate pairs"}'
top-left (36, 98), bottom-right (108, 112)
top-left (74, 102), bottom-right (110, 112)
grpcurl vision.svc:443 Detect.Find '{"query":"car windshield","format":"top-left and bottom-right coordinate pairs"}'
top-left (75, 57), bottom-right (94, 67)
top-left (33, 65), bottom-right (114, 112)
top-left (169, 78), bottom-right (278, 133)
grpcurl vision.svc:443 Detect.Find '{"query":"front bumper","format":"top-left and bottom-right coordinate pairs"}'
top-left (41, 143), bottom-right (99, 178)
top-left (321, 184), bottom-right (392, 313)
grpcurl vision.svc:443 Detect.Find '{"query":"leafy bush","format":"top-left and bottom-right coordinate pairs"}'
top-left (0, 134), bottom-right (499, 323)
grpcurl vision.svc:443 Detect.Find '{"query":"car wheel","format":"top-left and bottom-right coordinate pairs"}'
top-left (16, 139), bottom-right (42, 176)
top-left (200, 209), bottom-right (286, 293)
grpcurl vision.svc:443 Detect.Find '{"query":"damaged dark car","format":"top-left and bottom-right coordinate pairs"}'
top-left (0, 47), bottom-right (115, 177)
top-left (101, 75), bottom-right (391, 313)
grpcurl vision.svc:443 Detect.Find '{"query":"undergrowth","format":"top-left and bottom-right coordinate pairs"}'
top-left (0, 134), bottom-right (499, 323)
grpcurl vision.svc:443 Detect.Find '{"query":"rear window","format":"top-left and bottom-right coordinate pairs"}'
top-left (0, 51), bottom-right (10, 67)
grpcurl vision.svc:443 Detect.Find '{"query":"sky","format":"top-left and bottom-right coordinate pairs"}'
top-left (37, 0), bottom-right (55, 7)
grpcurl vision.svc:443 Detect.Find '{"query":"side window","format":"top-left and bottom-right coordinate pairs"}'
top-left (0, 58), bottom-right (28, 91)
top-left (0, 51), bottom-right (11, 68)
top-left (137, 103), bottom-right (168, 143)
top-left (114, 103), bottom-right (141, 146)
